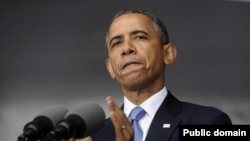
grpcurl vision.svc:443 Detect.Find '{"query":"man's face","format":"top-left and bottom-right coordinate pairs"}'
top-left (106, 13), bottom-right (166, 90)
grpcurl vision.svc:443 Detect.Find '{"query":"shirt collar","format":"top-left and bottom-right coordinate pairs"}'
top-left (124, 86), bottom-right (168, 118)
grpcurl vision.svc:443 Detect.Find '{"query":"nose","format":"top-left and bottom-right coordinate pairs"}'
top-left (121, 39), bottom-right (136, 56)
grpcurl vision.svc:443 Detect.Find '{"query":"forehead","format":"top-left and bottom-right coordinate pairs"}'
top-left (108, 13), bottom-right (156, 37)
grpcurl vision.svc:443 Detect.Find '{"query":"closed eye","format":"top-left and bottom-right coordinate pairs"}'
top-left (131, 30), bottom-right (149, 41)
top-left (135, 35), bottom-right (148, 40)
top-left (109, 34), bottom-right (123, 49)
top-left (111, 40), bottom-right (122, 49)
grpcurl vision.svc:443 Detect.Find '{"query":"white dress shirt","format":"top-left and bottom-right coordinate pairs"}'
top-left (123, 86), bottom-right (168, 141)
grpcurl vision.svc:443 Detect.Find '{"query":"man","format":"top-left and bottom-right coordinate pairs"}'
top-left (73, 8), bottom-right (232, 141)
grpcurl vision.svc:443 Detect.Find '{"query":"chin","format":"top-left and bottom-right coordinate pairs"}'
top-left (123, 79), bottom-right (146, 91)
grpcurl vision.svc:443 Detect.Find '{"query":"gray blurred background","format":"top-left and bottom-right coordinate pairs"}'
top-left (1, 0), bottom-right (249, 140)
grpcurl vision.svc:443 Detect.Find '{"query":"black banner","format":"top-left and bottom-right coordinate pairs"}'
top-left (179, 125), bottom-right (250, 140)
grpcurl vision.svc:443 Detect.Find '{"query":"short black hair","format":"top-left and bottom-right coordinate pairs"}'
top-left (107, 8), bottom-right (170, 45)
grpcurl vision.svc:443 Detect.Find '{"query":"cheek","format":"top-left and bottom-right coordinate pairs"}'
top-left (140, 47), bottom-right (157, 64)
top-left (109, 56), bottom-right (120, 74)
top-left (145, 50), bottom-right (164, 69)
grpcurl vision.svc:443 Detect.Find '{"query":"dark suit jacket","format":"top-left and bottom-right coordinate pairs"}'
top-left (90, 90), bottom-right (232, 141)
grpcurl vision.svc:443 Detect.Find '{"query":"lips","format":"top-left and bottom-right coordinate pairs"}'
top-left (121, 60), bottom-right (142, 70)
top-left (123, 62), bottom-right (138, 69)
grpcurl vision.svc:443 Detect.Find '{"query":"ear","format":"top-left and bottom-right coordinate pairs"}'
top-left (163, 43), bottom-right (177, 65)
top-left (105, 58), bottom-right (116, 79)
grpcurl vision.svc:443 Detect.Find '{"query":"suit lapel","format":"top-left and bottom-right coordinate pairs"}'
top-left (145, 91), bottom-right (182, 141)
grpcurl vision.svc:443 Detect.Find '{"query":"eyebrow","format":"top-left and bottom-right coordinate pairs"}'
top-left (109, 29), bottom-right (149, 46)
top-left (109, 34), bottom-right (122, 46)
top-left (131, 30), bottom-right (149, 36)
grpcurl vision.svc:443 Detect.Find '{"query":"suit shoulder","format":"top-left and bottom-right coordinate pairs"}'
top-left (179, 101), bottom-right (232, 124)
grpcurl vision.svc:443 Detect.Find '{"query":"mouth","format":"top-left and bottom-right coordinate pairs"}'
top-left (121, 61), bottom-right (142, 70)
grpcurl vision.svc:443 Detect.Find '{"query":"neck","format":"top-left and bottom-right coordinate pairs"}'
top-left (122, 82), bottom-right (164, 105)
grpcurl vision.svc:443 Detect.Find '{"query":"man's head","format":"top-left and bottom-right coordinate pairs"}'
top-left (106, 9), bottom-right (169, 46)
top-left (105, 9), bottom-right (177, 92)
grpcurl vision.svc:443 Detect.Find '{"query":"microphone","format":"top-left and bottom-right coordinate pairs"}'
top-left (48, 102), bottom-right (106, 140)
top-left (18, 105), bottom-right (68, 141)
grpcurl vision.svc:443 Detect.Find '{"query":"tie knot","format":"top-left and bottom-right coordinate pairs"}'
top-left (129, 106), bottom-right (146, 121)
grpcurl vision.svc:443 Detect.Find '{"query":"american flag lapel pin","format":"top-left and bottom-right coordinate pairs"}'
top-left (163, 123), bottom-right (171, 128)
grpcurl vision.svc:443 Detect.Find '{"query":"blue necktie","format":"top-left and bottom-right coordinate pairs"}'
top-left (129, 106), bottom-right (146, 141)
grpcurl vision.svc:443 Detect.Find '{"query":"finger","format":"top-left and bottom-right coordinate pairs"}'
top-left (106, 96), bottom-right (119, 111)
top-left (106, 97), bottom-right (134, 139)
top-left (110, 109), bottom-right (133, 140)
top-left (106, 97), bottom-right (130, 125)
top-left (106, 97), bottom-right (125, 130)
